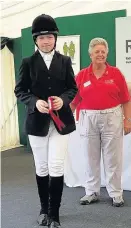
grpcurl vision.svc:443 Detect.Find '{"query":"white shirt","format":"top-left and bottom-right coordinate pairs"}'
top-left (38, 49), bottom-right (55, 69)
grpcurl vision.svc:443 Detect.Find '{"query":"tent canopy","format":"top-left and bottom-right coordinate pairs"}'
top-left (1, 0), bottom-right (131, 38)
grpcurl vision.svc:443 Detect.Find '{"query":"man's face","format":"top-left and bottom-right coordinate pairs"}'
top-left (36, 34), bottom-right (55, 53)
top-left (90, 44), bottom-right (108, 65)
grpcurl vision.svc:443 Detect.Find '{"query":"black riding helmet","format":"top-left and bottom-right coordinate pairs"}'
top-left (32, 14), bottom-right (59, 46)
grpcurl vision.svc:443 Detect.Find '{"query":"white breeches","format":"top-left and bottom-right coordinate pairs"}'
top-left (28, 121), bottom-right (68, 177)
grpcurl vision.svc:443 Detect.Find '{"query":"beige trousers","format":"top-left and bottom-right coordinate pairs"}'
top-left (79, 105), bottom-right (123, 198)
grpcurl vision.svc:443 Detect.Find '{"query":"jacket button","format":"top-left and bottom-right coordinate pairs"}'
top-left (48, 87), bottom-right (51, 89)
top-left (48, 77), bottom-right (50, 79)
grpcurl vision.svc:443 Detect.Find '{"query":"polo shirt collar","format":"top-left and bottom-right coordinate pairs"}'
top-left (88, 62), bottom-right (109, 76)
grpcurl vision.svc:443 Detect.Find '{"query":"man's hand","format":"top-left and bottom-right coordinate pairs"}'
top-left (124, 119), bottom-right (131, 135)
top-left (36, 100), bottom-right (49, 113)
top-left (51, 96), bottom-right (63, 111)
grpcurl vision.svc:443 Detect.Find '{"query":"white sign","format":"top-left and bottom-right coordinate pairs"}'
top-left (116, 17), bottom-right (131, 82)
top-left (56, 35), bottom-right (80, 75)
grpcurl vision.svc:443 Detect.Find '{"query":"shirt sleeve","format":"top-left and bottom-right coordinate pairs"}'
top-left (115, 68), bottom-right (130, 104)
top-left (71, 71), bottom-right (83, 106)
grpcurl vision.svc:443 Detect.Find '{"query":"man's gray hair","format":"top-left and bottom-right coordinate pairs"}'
top-left (88, 38), bottom-right (109, 54)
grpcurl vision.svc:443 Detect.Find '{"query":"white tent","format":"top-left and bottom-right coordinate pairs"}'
top-left (1, 0), bottom-right (131, 190)
top-left (1, 0), bottom-right (131, 38)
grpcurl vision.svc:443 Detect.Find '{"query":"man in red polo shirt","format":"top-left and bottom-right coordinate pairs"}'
top-left (71, 37), bottom-right (131, 207)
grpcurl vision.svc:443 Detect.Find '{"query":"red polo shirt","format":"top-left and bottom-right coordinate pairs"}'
top-left (72, 63), bottom-right (130, 119)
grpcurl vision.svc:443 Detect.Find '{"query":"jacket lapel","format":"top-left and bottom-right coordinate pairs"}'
top-left (49, 51), bottom-right (62, 78)
top-left (33, 50), bottom-right (49, 74)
